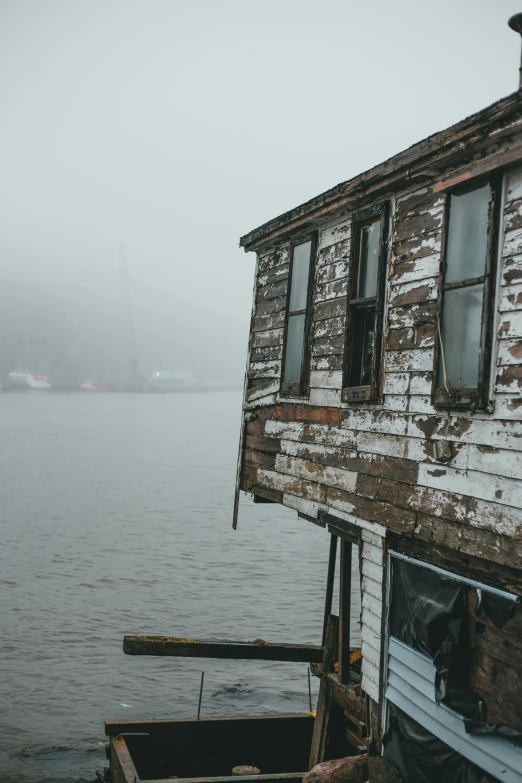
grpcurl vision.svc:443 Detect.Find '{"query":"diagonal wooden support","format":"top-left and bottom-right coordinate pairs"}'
top-left (308, 614), bottom-right (339, 770)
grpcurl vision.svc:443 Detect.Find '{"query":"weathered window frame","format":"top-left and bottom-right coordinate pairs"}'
top-left (280, 232), bottom-right (317, 397)
top-left (433, 176), bottom-right (501, 410)
top-left (342, 202), bottom-right (389, 403)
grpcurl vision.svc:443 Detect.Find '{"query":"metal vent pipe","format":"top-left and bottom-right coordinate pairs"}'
top-left (509, 13), bottom-right (522, 89)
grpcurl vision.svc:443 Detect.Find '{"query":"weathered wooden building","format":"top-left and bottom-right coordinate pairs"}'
top-left (234, 66), bottom-right (522, 782)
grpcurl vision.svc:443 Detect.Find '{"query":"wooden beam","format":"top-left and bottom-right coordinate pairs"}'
top-left (433, 143), bottom-right (522, 193)
top-left (105, 713), bottom-right (313, 737)
top-left (308, 615), bottom-right (339, 770)
top-left (339, 540), bottom-right (352, 685)
top-left (322, 535), bottom-right (338, 645)
top-left (123, 636), bottom-right (324, 663)
top-left (142, 775), bottom-right (306, 783)
top-left (323, 673), bottom-right (367, 725)
top-left (110, 736), bottom-right (141, 783)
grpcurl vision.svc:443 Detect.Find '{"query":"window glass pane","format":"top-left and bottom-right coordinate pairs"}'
top-left (438, 285), bottom-right (483, 390)
top-left (358, 221), bottom-right (381, 298)
top-left (347, 306), bottom-right (375, 387)
top-left (289, 241), bottom-right (312, 311)
top-left (283, 313), bottom-right (306, 383)
top-left (446, 185), bottom-right (489, 283)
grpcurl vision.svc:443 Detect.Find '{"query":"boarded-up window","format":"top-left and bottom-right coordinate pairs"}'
top-left (281, 236), bottom-right (316, 396)
top-left (435, 179), bottom-right (500, 409)
top-left (342, 203), bottom-right (389, 403)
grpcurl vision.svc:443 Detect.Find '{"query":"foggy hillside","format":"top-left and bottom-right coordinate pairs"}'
top-left (0, 276), bottom-right (248, 386)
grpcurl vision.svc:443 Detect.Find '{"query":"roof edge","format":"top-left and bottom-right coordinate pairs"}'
top-left (240, 91), bottom-right (522, 252)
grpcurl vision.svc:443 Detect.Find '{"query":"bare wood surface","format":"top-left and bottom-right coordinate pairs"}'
top-left (142, 775), bottom-right (306, 783)
top-left (322, 535), bottom-right (338, 645)
top-left (123, 636), bottom-right (323, 663)
top-left (106, 713), bottom-right (313, 737)
top-left (339, 540), bottom-right (352, 686)
top-left (111, 736), bottom-right (141, 783)
top-left (308, 615), bottom-right (339, 770)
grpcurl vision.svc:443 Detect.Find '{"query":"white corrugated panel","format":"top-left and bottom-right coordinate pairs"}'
top-left (361, 534), bottom-right (384, 702)
top-left (386, 637), bottom-right (522, 783)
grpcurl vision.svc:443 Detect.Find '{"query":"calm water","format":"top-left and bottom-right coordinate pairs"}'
top-left (0, 391), bottom-right (360, 783)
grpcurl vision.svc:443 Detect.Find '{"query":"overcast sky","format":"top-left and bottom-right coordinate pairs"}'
top-left (1, 0), bottom-right (522, 328)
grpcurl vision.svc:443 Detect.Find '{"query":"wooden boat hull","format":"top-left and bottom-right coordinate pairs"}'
top-left (105, 713), bottom-right (314, 783)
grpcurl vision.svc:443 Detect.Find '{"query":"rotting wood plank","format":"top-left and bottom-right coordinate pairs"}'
top-left (323, 673), bottom-right (367, 724)
top-left (106, 712), bottom-right (313, 737)
top-left (322, 535), bottom-right (338, 645)
top-left (314, 298), bottom-right (347, 322)
top-left (123, 636), bottom-right (324, 663)
top-left (339, 539), bottom-right (352, 686)
top-left (111, 737), bottom-right (141, 783)
top-left (142, 774), bottom-right (306, 783)
top-left (308, 615), bottom-right (339, 770)
top-left (256, 404), bottom-right (340, 425)
top-left (257, 469), bottom-right (327, 503)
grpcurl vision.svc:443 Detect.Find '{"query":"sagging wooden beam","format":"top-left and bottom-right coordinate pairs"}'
top-left (123, 635), bottom-right (324, 663)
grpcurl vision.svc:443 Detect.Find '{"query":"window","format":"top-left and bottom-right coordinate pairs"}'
top-left (342, 203), bottom-right (389, 402)
top-left (435, 179), bottom-right (500, 409)
top-left (281, 235), bottom-right (316, 396)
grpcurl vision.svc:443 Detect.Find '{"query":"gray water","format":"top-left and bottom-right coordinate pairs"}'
top-left (0, 391), bottom-right (360, 783)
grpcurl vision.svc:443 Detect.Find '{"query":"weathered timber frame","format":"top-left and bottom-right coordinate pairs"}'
top-left (433, 175), bottom-right (502, 410)
top-left (342, 202), bottom-right (389, 403)
top-left (280, 232), bottom-right (317, 398)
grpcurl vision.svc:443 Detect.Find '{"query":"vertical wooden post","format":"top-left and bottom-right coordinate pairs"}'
top-left (309, 614), bottom-right (339, 770)
top-left (322, 534), bottom-right (338, 645)
top-left (339, 539), bottom-right (352, 686)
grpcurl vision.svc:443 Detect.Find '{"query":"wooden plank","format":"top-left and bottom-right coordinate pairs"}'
top-left (308, 615), bottom-right (339, 770)
top-left (257, 469), bottom-right (327, 503)
top-left (106, 713), bottom-right (313, 737)
top-left (274, 455), bottom-right (357, 493)
top-left (123, 636), bottom-right (324, 663)
top-left (433, 143), bottom-right (522, 192)
top-left (111, 737), bottom-right (141, 783)
top-left (339, 540), bottom-right (352, 686)
top-left (323, 673), bottom-right (367, 724)
top-left (142, 775), bottom-right (306, 783)
top-left (322, 535), bottom-right (338, 645)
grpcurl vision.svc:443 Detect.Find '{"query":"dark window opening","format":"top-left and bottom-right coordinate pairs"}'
top-left (281, 236), bottom-right (316, 397)
top-left (435, 179), bottom-right (500, 409)
top-left (342, 204), bottom-right (389, 403)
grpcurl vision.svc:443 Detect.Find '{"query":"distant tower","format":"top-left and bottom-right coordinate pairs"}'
top-left (118, 243), bottom-right (143, 385)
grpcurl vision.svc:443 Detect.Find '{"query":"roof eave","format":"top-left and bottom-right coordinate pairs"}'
top-left (240, 90), bottom-right (522, 253)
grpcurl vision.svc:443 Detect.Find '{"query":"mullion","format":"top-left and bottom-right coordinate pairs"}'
top-left (444, 275), bottom-right (485, 292)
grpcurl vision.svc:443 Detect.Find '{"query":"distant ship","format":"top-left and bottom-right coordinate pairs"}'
top-left (79, 380), bottom-right (109, 393)
top-left (8, 368), bottom-right (51, 390)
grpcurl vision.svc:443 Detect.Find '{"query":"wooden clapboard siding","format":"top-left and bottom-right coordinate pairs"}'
top-left (238, 162), bottom-right (522, 604)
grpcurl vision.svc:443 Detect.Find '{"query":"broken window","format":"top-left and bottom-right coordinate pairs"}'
top-left (435, 179), bottom-right (501, 409)
top-left (384, 553), bottom-right (522, 783)
top-left (342, 203), bottom-right (389, 402)
top-left (281, 235), bottom-right (316, 396)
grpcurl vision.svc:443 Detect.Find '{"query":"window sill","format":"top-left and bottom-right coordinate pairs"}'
top-left (433, 388), bottom-right (484, 410)
top-left (342, 385), bottom-right (377, 403)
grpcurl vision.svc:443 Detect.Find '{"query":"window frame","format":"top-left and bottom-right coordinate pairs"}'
top-left (280, 231), bottom-right (317, 398)
top-left (433, 175), bottom-right (501, 411)
top-left (342, 201), bottom-right (390, 403)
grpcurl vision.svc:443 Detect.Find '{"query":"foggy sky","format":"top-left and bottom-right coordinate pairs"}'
top-left (1, 0), bottom-right (521, 382)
